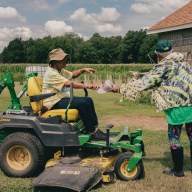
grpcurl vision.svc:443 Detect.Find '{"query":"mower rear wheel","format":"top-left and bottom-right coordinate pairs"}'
top-left (114, 152), bottom-right (143, 181)
top-left (0, 132), bottom-right (45, 177)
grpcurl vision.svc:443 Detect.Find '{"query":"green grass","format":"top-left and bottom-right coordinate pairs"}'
top-left (76, 89), bottom-right (165, 118)
top-left (0, 85), bottom-right (191, 192)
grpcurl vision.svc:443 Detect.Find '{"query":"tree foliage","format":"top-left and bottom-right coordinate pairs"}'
top-left (2, 38), bottom-right (27, 63)
top-left (0, 31), bottom-right (158, 64)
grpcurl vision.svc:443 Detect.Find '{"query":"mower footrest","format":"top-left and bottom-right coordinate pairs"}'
top-left (32, 163), bottom-right (102, 192)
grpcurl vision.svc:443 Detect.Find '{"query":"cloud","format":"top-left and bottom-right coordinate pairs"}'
top-left (0, 7), bottom-right (26, 22)
top-left (0, 27), bottom-right (32, 52)
top-left (97, 7), bottom-right (120, 22)
top-left (70, 7), bottom-right (123, 35)
top-left (57, 0), bottom-right (72, 4)
top-left (95, 23), bottom-right (122, 34)
top-left (0, 27), bottom-right (32, 41)
top-left (30, 0), bottom-right (51, 11)
top-left (44, 20), bottom-right (73, 36)
top-left (130, 0), bottom-right (190, 14)
top-left (70, 8), bottom-right (96, 25)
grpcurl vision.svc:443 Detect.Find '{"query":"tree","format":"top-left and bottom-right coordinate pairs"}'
top-left (1, 38), bottom-right (26, 63)
top-left (33, 39), bottom-right (50, 63)
top-left (119, 30), bottom-right (146, 63)
top-left (102, 36), bottom-right (122, 64)
top-left (1, 30), bottom-right (159, 64)
top-left (139, 34), bottom-right (158, 63)
top-left (77, 41), bottom-right (99, 64)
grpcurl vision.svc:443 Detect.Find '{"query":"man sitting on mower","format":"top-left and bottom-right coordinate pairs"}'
top-left (42, 48), bottom-right (106, 140)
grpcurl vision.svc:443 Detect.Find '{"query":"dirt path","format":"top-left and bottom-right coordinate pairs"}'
top-left (99, 115), bottom-right (167, 130)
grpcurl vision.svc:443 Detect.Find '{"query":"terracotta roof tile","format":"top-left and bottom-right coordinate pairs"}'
top-left (148, 1), bottom-right (192, 31)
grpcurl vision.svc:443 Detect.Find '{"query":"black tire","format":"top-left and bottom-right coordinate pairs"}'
top-left (0, 132), bottom-right (45, 177)
top-left (114, 152), bottom-right (144, 181)
top-left (140, 141), bottom-right (145, 156)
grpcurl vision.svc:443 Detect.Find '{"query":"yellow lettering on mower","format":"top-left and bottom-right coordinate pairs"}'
top-left (0, 118), bottom-right (10, 122)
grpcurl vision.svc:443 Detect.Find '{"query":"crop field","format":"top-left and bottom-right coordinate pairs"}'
top-left (0, 63), bottom-right (154, 83)
top-left (0, 65), bottom-right (191, 192)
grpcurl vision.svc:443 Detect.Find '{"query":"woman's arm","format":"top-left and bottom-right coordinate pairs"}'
top-left (138, 62), bottom-right (173, 91)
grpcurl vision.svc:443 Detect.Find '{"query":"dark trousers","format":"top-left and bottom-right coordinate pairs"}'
top-left (51, 96), bottom-right (98, 133)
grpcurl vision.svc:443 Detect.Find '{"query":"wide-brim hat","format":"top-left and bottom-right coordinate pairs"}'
top-left (49, 48), bottom-right (68, 63)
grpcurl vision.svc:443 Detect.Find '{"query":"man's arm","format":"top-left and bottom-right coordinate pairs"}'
top-left (72, 68), bottom-right (96, 78)
top-left (64, 80), bottom-right (99, 90)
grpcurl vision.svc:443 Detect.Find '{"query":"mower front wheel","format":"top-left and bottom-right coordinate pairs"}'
top-left (0, 132), bottom-right (45, 177)
top-left (114, 152), bottom-right (143, 181)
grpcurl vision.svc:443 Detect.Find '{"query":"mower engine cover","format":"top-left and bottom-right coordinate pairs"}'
top-left (32, 163), bottom-right (102, 192)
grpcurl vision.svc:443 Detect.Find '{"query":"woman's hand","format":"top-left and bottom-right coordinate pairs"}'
top-left (82, 68), bottom-right (96, 74)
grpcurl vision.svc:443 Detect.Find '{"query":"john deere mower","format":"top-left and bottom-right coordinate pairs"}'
top-left (0, 72), bottom-right (144, 191)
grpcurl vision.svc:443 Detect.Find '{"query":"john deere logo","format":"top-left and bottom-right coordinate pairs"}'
top-left (0, 118), bottom-right (11, 122)
top-left (60, 170), bottom-right (80, 175)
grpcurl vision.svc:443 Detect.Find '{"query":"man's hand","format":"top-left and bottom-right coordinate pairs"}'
top-left (87, 84), bottom-right (99, 90)
top-left (82, 68), bottom-right (96, 74)
top-left (109, 86), bottom-right (120, 93)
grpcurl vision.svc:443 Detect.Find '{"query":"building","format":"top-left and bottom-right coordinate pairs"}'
top-left (147, 1), bottom-right (192, 63)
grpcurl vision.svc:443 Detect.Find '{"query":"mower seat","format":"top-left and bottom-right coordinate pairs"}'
top-left (27, 76), bottom-right (79, 121)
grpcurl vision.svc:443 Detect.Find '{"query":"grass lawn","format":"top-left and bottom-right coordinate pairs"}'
top-left (0, 85), bottom-right (191, 192)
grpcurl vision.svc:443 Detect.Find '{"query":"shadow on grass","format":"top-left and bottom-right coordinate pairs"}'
top-left (143, 150), bottom-right (191, 171)
top-left (34, 186), bottom-right (76, 192)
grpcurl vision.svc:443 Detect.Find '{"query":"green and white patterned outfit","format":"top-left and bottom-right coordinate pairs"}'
top-left (120, 52), bottom-right (192, 125)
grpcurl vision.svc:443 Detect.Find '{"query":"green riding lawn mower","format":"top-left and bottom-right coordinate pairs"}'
top-left (0, 72), bottom-right (144, 191)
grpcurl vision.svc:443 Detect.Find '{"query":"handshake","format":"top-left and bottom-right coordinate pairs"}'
top-left (96, 80), bottom-right (119, 94)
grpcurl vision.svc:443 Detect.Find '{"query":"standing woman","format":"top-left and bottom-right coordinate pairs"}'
top-left (111, 40), bottom-right (192, 177)
top-left (42, 48), bottom-right (106, 140)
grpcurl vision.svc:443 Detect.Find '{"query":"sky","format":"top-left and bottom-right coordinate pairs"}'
top-left (0, 0), bottom-right (190, 52)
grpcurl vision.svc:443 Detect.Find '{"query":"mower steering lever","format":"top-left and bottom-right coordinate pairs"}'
top-left (64, 82), bottom-right (74, 122)
top-left (69, 82), bottom-right (74, 104)
top-left (106, 124), bottom-right (114, 152)
top-left (107, 124), bottom-right (114, 129)
top-left (81, 81), bottom-right (88, 97)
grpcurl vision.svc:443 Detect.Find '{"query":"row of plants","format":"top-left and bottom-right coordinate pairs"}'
top-left (0, 63), bottom-right (154, 86)
top-left (0, 63), bottom-right (154, 72)
top-left (0, 64), bottom-right (26, 73)
top-left (65, 63), bottom-right (154, 73)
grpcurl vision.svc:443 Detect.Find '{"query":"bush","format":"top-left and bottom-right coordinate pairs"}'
top-left (135, 92), bottom-right (153, 105)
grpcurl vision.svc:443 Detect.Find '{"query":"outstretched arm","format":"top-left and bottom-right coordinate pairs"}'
top-left (109, 63), bottom-right (173, 102)
top-left (64, 80), bottom-right (99, 90)
top-left (137, 62), bottom-right (173, 91)
top-left (72, 68), bottom-right (96, 78)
